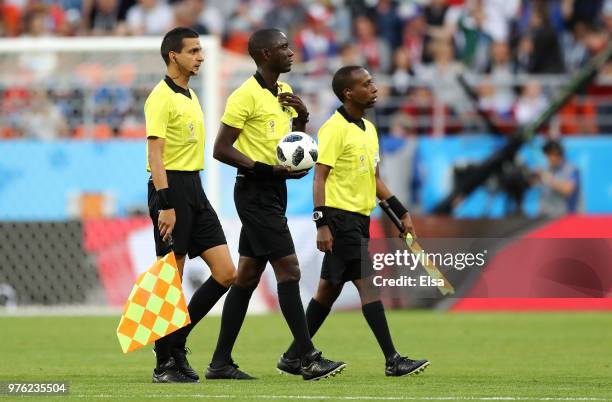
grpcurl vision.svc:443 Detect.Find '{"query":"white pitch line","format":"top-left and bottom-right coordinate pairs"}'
top-left (70, 394), bottom-right (610, 401)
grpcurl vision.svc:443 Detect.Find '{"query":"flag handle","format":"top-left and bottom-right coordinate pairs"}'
top-left (379, 200), bottom-right (455, 295)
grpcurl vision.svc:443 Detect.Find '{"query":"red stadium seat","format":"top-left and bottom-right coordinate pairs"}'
top-left (73, 124), bottom-right (113, 139)
top-left (119, 125), bottom-right (145, 139)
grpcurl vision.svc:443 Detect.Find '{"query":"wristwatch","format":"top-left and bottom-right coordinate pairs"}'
top-left (312, 210), bottom-right (324, 221)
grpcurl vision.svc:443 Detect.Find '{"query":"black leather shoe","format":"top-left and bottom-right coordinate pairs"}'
top-left (172, 347), bottom-right (199, 381)
top-left (301, 349), bottom-right (346, 381)
top-left (152, 357), bottom-right (199, 383)
top-left (385, 352), bottom-right (430, 377)
top-left (205, 360), bottom-right (256, 380)
top-left (277, 354), bottom-right (301, 376)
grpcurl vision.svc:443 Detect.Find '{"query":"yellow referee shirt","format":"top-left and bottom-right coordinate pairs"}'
top-left (317, 107), bottom-right (380, 216)
top-left (145, 76), bottom-right (205, 171)
top-left (221, 72), bottom-right (297, 165)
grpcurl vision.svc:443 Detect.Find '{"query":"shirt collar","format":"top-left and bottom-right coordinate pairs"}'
top-left (337, 106), bottom-right (365, 131)
top-left (164, 75), bottom-right (191, 99)
top-left (254, 71), bottom-right (279, 97)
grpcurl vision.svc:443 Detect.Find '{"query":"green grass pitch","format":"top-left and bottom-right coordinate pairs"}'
top-left (1, 311), bottom-right (611, 401)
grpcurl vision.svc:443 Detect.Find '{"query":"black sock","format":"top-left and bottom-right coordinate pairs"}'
top-left (277, 280), bottom-right (314, 358)
top-left (154, 336), bottom-right (172, 368)
top-left (210, 284), bottom-right (255, 368)
top-left (172, 276), bottom-right (229, 351)
top-left (362, 301), bottom-right (397, 360)
top-left (285, 298), bottom-right (331, 359)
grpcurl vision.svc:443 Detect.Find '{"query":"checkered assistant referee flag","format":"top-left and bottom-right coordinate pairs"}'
top-left (116, 252), bottom-right (191, 353)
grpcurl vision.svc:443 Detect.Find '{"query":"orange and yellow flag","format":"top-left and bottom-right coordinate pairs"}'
top-left (116, 252), bottom-right (190, 354)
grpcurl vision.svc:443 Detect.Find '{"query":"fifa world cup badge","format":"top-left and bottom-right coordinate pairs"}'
top-left (187, 121), bottom-right (197, 143)
top-left (269, 120), bottom-right (275, 134)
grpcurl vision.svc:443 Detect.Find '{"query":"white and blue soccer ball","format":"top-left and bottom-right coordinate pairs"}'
top-left (276, 131), bottom-right (318, 171)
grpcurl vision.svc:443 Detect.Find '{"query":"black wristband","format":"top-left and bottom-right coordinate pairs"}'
top-left (252, 161), bottom-right (274, 178)
top-left (387, 196), bottom-right (408, 219)
top-left (313, 206), bottom-right (329, 228)
top-left (157, 188), bottom-right (173, 210)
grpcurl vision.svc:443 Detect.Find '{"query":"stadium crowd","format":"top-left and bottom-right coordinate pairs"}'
top-left (2, 0), bottom-right (612, 139)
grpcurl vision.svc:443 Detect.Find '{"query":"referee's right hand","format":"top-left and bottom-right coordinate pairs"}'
top-left (158, 209), bottom-right (176, 242)
top-left (317, 226), bottom-right (333, 253)
top-left (272, 165), bottom-right (310, 180)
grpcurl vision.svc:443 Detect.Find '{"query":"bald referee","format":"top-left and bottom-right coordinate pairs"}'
top-left (208, 28), bottom-right (345, 381)
top-left (277, 66), bottom-right (430, 377)
top-left (146, 27), bottom-right (237, 383)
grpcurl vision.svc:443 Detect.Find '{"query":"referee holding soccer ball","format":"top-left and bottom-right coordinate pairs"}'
top-left (277, 66), bottom-right (430, 377)
top-left (209, 28), bottom-right (345, 381)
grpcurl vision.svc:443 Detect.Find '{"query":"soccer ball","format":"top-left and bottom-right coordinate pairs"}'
top-left (276, 131), bottom-right (318, 171)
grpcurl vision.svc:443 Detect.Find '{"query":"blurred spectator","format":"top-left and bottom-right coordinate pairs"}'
top-left (51, 85), bottom-right (85, 131)
top-left (87, 0), bottom-right (120, 35)
top-left (422, 0), bottom-right (451, 63)
top-left (22, 1), bottom-right (67, 37)
top-left (18, 90), bottom-right (69, 140)
top-left (369, 0), bottom-right (403, 50)
top-left (535, 139), bottom-right (580, 216)
top-left (122, 0), bottom-right (173, 35)
top-left (330, 42), bottom-right (364, 72)
top-left (263, 0), bottom-right (305, 40)
top-left (1, 0), bottom-right (22, 36)
top-left (402, 13), bottom-right (426, 68)
top-left (1, 87), bottom-right (30, 137)
top-left (390, 47), bottom-right (415, 97)
top-left (193, 0), bottom-right (223, 36)
top-left (400, 86), bottom-right (440, 136)
top-left (223, 0), bottom-right (266, 54)
top-left (562, 0), bottom-right (604, 28)
top-left (483, 41), bottom-right (516, 119)
top-left (476, 78), bottom-right (514, 123)
top-left (446, 0), bottom-right (493, 71)
top-left (354, 15), bottom-right (391, 73)
top-left (172, 0), bottom-right (209, 34)
top-left (523, 2), bottom-right (565, 73)
top-left (324, 0), bottom-right (351, 45)
top-left (388, 112), bottom-right (417, 138)
top-left (601, 0), bottom-right (612, 33)
top-left (294, 4), bottom-right (337, 75)
top-left (418, 39), bottom-right (466, 121)
top-left (92, 83), bottom-right (133, 134)
top-left (561, 20), bottom-right (590, 73)
top-left (514, 80), bottom-right (548, 126)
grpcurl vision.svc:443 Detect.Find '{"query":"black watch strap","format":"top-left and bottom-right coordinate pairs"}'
top-left (313, 206), bottom-right (329, 228)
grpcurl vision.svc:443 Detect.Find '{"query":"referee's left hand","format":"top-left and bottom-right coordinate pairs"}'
top-left (278, 92), bottom-right (308, 117)
top-left (399, 213), bottom-right (416, 239)
top-left (317, 226), bottom-right (333, 253)
top-left (158, 208), bottom-right (176, 242)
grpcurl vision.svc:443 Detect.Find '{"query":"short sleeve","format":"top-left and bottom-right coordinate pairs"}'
top-left (144, 93), bottom-right (170, 138)
top-left (221, 89), bottom-right (252, 129)
top-left (317, 122), bottom-right (344, 168)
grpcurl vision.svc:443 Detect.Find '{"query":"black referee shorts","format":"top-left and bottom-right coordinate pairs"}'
top-left (234, 174), bottom-right (295, 261)
top-left (148, 171), bottom-right (227, 258)
top-left (321, 207), bottom-right (373, 284)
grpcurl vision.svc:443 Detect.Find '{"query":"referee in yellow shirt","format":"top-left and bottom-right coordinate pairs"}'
top-left (278, 66), bottom-right (430, 377)
top-left (209, 28), bottom-right (345, 381)
top-left (145, 27), bottom-right (236, 383)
